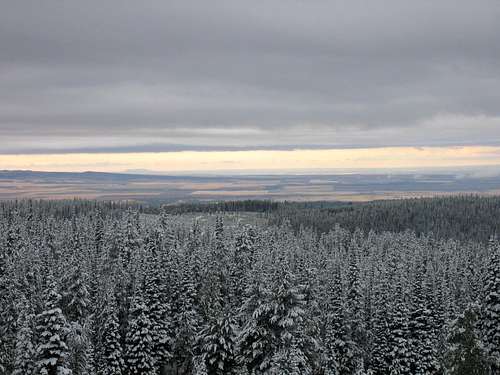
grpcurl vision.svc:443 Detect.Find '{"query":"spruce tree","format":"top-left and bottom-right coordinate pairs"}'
top-left (197, 313), bottom-right (239, 374)
top-left (12, 298), bottom-right (36, 375)
top-left (193, 355), bottom-right (209, 375)
top-left (268, 340), bottom-right (307, 375)
top-left (371, 274), bottom-right (391, 375)
top-left (387, 277), bottom-right (411, 375)
top-left (0, 246), bottom-right (17, 373)
top-left (444, 303), bottom-right (489, 375)
top-left (408, 261), bottom-right (440, 374)
top-left (144, 248), bottom-right (173, 372)
top-left (482, 238), bottom-right (500, 372)
top-left (346, 242), bottom-right (366, 355)
top-left (121, 209), bottom-right (142, 267)
top-left (230, 225), bottom-right (256, 309)
top-left (99, 297), bottom-right (124, 375)
top-left (35, 277), bottom-right (72, 375)
top-left (125, 295), bottom-right (155, 375)
top-left (67, 321), bottom-right (95, 375)
top-left (63, 264), bottom-right (90, 322)
top-left (63, 264), bottom-right (93, 375)
top-left (323, 264), bottom-right (362, 375)
top-left (268, 264), bottom-right (311, 374)
top-left (172, 259), bottom-right (201, 373)
top-left (238, 262), bottom-right (311, 373)
top-left (237, 281), bottom-right (273, 373)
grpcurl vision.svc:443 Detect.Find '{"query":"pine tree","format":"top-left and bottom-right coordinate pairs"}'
top-left (444, 303), bottom-right (489, 375)
top-left (125, 295), bottom-right (155, 375)
top-left (482, 238), bottom-right (500, 372)
top-left (35, 277), bottom-right (72, 375)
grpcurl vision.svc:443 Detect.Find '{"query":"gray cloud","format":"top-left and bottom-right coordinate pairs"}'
top-left (1, 0), bottom-right (500, 154)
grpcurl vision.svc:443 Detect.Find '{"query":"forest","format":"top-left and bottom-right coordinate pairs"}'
top-left (0, 197), bottom-right (499, 375)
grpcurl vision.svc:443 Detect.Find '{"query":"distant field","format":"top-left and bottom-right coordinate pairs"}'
top-left (0, 170), bottom-right (499, 202)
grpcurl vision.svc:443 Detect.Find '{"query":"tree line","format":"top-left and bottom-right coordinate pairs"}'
top-left (269, 195), bottom-right (500, 243)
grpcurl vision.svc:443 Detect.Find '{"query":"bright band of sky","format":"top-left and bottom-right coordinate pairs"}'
top-left (2, 146), bottom-right (500, 173)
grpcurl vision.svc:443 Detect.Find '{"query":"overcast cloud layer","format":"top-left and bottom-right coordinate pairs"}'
top-left (1, 0), bottom-right (500, 154)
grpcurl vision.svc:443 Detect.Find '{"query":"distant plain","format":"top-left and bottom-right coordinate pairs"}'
top-left (1, 170), bottom-right (499, 203)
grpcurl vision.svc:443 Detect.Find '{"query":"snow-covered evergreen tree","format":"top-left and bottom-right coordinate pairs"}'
top-left (444, 303), bottom-right (489, 375)
top-left (268, 340), bottom-right (306, 375)
top-left (237, 281), bottom-right (273, 373)
top-left (370, 271), bottom-right (392, 375)
top-left (125, 295), bottom-right (155, 375)
top-left (482, 238), bottom-right (500, 372)
top-left (63, 264), bottom-right (90, 323)
top-left (346, 237), bottom-right (367, 358)
top-left (387, 275), bottom-right (412, 375)
top-left (99, 297), bottom-right (124, 375)
top-left (197, 313), bottom-right (239, 374)
top-left (12, 297), bottom-right (36, 375)
top-left (0, 246), bottom-right (16, 373)
top-left (172, 257), bottom-right (201, 373)
top-left (323, 264), bottom-right (362, 375)
top-left (408, 261), bottom-right (440, 374)
top-left (230, 225), bottom-right (256, 309)
top-left (121, 209), bottom-right (142, 267)
top-left (143, 245), bottom-right (173, 371)
top-left (67, 321), bottom-right (95, 375)
top-left (62, 263), bottom-right (93, 375)
top-left (193, 355), bottom-right (209, 375)
top-left (238, 260), bottom-right (311, 374)
top-left (35, 277), bottom-right (72, 375)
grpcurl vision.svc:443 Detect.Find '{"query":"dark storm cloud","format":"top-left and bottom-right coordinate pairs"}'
top-left (1, 0), bottom-right (500, 153)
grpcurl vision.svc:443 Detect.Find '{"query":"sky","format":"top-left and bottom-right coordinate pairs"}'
top-left (1, 0), bottom-right (500, 173)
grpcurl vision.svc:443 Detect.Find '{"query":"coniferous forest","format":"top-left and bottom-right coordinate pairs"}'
top-left (0, 197), bottom-right (499, 375)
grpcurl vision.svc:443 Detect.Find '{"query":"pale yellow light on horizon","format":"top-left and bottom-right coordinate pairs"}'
top-left (1, 146), bottom-right (500, 173)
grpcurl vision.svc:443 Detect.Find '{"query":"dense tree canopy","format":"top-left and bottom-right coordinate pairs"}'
top-left (0, 197), bottom-right (498, 374)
